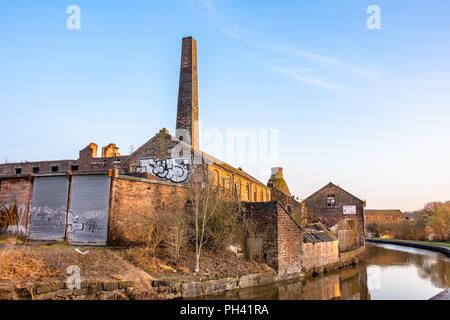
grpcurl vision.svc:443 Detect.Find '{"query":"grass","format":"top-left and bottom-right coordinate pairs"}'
top-left (0, 234), bottom-right (25, 244)
top-left (419, 242), bottom-right (450, 248)
top-left (0, 240), bottom-right (53, 283)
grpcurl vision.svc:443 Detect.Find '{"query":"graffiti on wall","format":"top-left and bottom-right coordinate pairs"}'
top-left (30, 205), bottom-right (66, 233)
top-left (137, 157), bottom-right (193, 183)
top-left (67, 210), bottom-right (106, 237)
top-left (0, 203), bottom-right (28, 236)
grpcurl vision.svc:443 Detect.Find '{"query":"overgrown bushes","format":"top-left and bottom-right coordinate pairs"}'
top-left (0, 240), bottom-right (52, 282)
top-left (366, 201), bottom-right (449, 241)
top-left (110, 180), bottom-right (245, 273)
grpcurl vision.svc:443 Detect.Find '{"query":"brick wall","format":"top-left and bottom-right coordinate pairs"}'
top-left (276, 203), bottom-right (303, 275)
top-left (108, 174), bottom-right (188, 244)
top-left (243, 201), bottom-right (304, 276)
top-left (0, 176), bottom-right (33, 236)
top-left (302, 183), bottom-right (365, 252)
top-left (243, 202), bottom-right (279, 269)
top-left (270, 188), bottom-right (303, 214)
top-left (302, 240), bottom-right (339, 271)
top-left (0, 154), bottom-right (126, 176)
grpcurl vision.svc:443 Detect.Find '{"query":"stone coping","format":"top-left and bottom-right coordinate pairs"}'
top-left (10, 280), bottom-right (134, 300)
top-left (154, 254), bottom-right (364, 299)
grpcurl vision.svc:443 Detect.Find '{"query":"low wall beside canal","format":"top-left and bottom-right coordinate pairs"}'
top-left (153, 246), bottom-right (366, 299)
top-left (366, 239), bottom-right (450, 257)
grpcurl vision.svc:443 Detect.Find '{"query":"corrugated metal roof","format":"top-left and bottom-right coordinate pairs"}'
top-left (303, 222), bottom-right (337, 243)
top-left (314, 232), bottom-right (335, 242)
top-left (304, 233), bottom-right (321, 243)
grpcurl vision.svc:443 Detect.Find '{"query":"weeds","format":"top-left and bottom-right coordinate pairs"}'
top-left (0, 240), bottom-right (52, 282)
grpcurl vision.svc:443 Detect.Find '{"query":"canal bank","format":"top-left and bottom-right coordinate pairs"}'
top-left (153, 246), bottom-right (366, 299)
top-left (192, 243), bottom-right (449, 300)
top-left (366, 239), bottom-right (450, 257)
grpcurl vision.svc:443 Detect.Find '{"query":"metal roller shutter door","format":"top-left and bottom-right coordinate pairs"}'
top-left (68, 175), bottom-right (111, 246)
top-left (28, 176), bottom-right (69, 241)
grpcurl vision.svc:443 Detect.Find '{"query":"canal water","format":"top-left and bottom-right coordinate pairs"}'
top-left (200, 243), bottom-right (450, 300)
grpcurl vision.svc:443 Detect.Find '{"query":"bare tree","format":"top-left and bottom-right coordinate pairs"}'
top-left (187, 179), bottom-right (240, 273)
top-left (166, 210), bottom-right (188, 259)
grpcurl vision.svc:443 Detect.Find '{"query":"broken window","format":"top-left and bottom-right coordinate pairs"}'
top-left (15, 168), bottom-right (22, 174)
top-left (32, 166), bottom-right (40, 173)
top-left (327, 195), bottom-right (336, 207)
top-left (51, 165), bottom-right (58, 172)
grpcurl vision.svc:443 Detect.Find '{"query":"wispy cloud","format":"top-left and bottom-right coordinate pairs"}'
top-left (279, 48), bottom-right (340, 65)
top-left (198, 0), bottom-right (213, 9)
top-left (214, 25), bottom-right (242, 40)
top-left (192, 0), bottom-right (379, 90)
top-left (271, 67), bottom-right (340, 90)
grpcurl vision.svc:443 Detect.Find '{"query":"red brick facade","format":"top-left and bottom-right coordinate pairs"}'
top-left (303, 241), bottom-right (339, 271)
top-left (108, 174), bottom-right (188, 244)
top-left (302, 182), bottom-right (365, 252)
top-left (276, 203), bottom-right (304, 275)
top-left (0, 176), bottom-right (33, 235)
top-left (243, 202), bottom-right (304, 276)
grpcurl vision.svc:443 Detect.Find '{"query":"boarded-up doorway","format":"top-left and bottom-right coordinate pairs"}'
top-left (28, 176), bottom-right (69, 241)
top-left (67, 175), bottom-right (111, 246)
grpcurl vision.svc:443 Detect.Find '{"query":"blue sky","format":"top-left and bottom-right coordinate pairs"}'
top-left (1, 0), bottom-right (450, 211)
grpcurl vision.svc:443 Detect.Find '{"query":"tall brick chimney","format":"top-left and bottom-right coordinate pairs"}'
top-left (175, 36), bottom-right (199, 151)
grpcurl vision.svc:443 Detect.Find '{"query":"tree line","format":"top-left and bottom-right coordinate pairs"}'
top-left (366, 201), bottom-right (450, 241)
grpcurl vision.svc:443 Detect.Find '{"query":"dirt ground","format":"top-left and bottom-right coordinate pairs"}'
top-left (119, 246), bottom-right (273, 282)
top-left (0, 239), bottom-right (155, 297)
top-left (0, 238), bottom-right (272, 296)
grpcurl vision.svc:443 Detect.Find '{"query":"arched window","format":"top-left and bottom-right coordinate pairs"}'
top-left (254, 187), bottom-right (258, 202)
top-left (260, 190), bottom-right (264, 202)
top-left (236, 180), bottom-right (241, 198)
top-left (215, 170), bottom-right (220, 184)
top-left (246, 184), bottom-right (250, 201)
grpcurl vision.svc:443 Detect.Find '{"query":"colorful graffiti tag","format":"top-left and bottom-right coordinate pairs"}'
top-left (137, 157), bottom-right (193, 183)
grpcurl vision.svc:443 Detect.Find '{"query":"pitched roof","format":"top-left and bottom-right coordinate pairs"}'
top-left (126, 131), bottom-right (268, 188)
top-left (302, 182), bottom-right (364, 203)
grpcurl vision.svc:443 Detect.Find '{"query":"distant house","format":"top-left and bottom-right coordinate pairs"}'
top-left (302, 182), bottom-right (366, 252)
top-left (365, 209), bottom-right (404, 224)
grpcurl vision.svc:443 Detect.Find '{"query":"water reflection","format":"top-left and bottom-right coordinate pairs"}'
top-left (366, 243), bottom-right (450, 300)
top-left (199, 244), bottom-right (449, 300)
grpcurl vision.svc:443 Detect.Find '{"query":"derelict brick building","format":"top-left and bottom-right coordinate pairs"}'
top-left (0, 36), bottom-right (365, 275)
top-left (0, 36), bottom-right (271, 247)
top-left (302, 182), bottom-right (366, 252)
